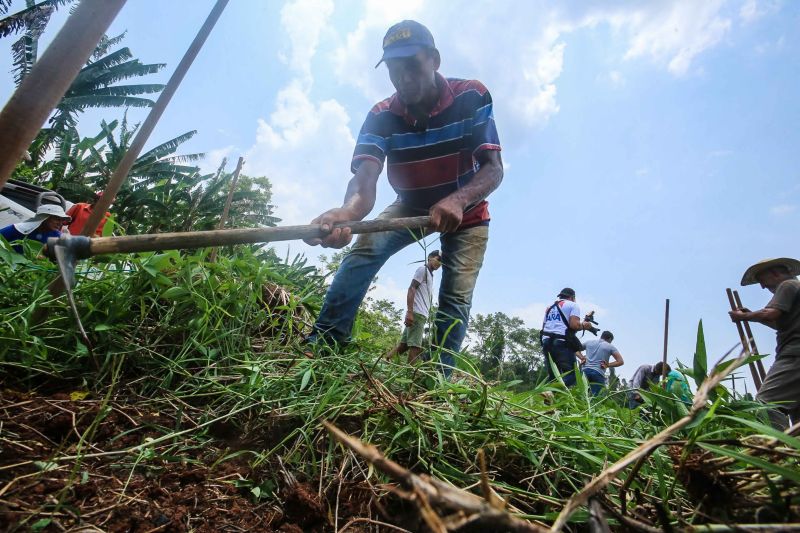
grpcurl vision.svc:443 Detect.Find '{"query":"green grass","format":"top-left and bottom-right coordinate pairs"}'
top-left (1, 241), bottom-right (798, 530)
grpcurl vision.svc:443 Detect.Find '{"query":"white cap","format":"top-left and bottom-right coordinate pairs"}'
top-left (14, 204), bottom-right (71, 235)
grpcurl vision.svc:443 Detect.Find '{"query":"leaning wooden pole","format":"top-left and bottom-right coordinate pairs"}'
top-left (209, 156), bottom-right (244, 262)
top-left (80, 0), bottom-right (230, 237)
top-left (733, 290), bottom-right (768, 383)
top-left (0, 0), bottom-right (126, 189)
top-left (661, 299), bottom-right (670, 382)
top-left (726, 288), bottom-right (763, 390)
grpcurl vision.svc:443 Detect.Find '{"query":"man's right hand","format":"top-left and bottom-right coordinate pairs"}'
top-left (404, 310), bottom-right (415, 327)
top-left (303, 208), bottom-right (357, 248)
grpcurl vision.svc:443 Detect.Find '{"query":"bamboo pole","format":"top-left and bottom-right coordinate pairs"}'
top-left (733, 290), bottom-right (768, 383)
top-left (209, 156), bottom-right (244, 262)
top-left (80, 0), bottom-right (230, 237)
top-left (0, 0), bottom-right (126, 189)
top-left (661, 299), bottom-right (669, 382)
top-left (726, 288), bottom-right (763, 390)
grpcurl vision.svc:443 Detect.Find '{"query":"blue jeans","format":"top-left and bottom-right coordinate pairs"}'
top-left (582, 367), bottom-right (606, 396)
top-left (309, 200), bottom-right (489, 378)
top-left (542, 337), bottom-right (578, 387)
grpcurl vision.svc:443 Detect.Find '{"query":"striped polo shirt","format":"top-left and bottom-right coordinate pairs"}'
top-left (352, 72), bottom-right (501, 228)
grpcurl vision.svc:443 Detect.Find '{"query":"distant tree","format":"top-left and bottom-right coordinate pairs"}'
top-left (469, 312), bottom-right (543, 385)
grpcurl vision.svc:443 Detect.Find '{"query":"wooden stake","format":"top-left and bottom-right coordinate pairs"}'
top-left (733, 290), bottom-right (768, 383)
top-left (0, 0), bottom-right (126, 189)
top-left (661, 299), bottom-right (670, 382)
top-left (726, 288), bottom-right (763, 390)
top-left (209, 156), bottom-right (244, 262)
top-left (80, 0), bottom-right (230, 237)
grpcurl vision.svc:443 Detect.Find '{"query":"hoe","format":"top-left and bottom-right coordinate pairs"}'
top-left (47, 216), bottom-right (431, 346)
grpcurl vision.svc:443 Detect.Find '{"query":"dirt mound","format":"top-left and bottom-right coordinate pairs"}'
top-left (0, 390), bottom-right (291, 532)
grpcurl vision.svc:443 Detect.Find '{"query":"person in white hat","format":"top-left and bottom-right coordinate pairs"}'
top-left (730, 257), bottom-right (800, 429)
top-left (0, 203), bottom-right (71, 253)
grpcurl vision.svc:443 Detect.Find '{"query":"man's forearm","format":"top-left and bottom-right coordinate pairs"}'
top-left (341, 176), bottom-right (377, 220)
top-left (406, 287), bottom-right (416, 312)
top-left (742, 308), bottom-right (780, 329)
top-left (443, 155), bottom-right (503, 210)
top-left (340, 160), bottom-right (380, 220)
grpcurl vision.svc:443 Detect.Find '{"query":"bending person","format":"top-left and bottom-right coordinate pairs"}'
top-left (730, 257), bottom-right (800, 429)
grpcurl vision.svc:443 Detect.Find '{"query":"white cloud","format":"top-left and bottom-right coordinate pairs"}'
top-left (739, 0), bottom-right (780, 24)
top-left (199, 145), bottom-right (235, 174)
top-left (770, 204), bottom-right (796, 216)
top-left (245, 80), bottom-right (354, 226)
top-left (370, 276), bottom-right (409, 308)
top-left (330, 0), bottom-right (739, 133)
top-left (279, 0), bottom-right (335, 83)
top-left (617, 0), bottom-right (732, 76)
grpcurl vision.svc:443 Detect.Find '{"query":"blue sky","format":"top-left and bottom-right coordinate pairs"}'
top-left (1, 0), bottom-right (798, 391)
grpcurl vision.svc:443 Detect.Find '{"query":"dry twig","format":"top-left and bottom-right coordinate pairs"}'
top-left (323, 420), bottom-right (547, 533)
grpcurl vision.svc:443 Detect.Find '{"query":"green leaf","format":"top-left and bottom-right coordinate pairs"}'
top-left (700, 443), bottom-right (800, 484)
top-left (94, 324), bottom-right (112, 331)
top-left (299, 368), bottom-right (312, 391)
top-left (162, 286), bottom-right (190, 300)
top-left (31, 519), bottom-right (52, 532)
top-left (716, 415), bottom-right (800, 450)
top-left (692, 320), bottom-right (707, 389)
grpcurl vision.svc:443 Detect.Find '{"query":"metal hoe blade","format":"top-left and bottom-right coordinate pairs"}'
top-left (50, 236), bottom-right (94, 357)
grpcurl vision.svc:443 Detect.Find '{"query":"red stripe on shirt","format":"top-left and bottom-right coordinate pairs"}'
top-left (388, 153), bottom-right (465, 190)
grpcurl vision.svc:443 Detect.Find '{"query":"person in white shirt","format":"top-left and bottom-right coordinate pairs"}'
top-left (540, 287), bottom-right (596, 387)
top-left (386, 250), bottom-right (442, 364)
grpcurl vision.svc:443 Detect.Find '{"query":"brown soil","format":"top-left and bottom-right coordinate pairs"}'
top-left (0, 390), bottom-right (377, 532)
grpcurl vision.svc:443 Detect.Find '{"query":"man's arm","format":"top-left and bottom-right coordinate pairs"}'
top-left (729, 307), bottom-right (781, 330)
top-left (303, 159), bottom-right (382, 248)
top-left (405, 280), bottom-right (420, 326)
top-left (429, 150), bottom-right (503, 232)
top-left (568, 315), bottom-right (595, 332)
top-left (605, 351), bottom-right (624, 369)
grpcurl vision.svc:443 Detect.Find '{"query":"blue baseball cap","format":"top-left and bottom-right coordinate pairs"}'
top-left (375, 20), bottom-right (435, 68)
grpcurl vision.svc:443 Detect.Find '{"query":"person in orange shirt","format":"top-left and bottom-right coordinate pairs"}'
top-left (66, 192), bottom-right (110, 236)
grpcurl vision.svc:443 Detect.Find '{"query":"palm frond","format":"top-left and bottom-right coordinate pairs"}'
top-left (82, 84), bottom-right (165, 97)
top-left (75, 58), bottom-right (165, 89)
top-left (91, 30), bottom-right (127, 60)
top-left (57, 95), bottom-right (157, 111)
top-left (137, 131), bottom-right (198, 162)
top-left (0, 0), bottom-right (60, 39)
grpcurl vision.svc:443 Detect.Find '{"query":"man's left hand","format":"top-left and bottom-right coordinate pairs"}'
top-left (429, 197), bottom-right (464, 233)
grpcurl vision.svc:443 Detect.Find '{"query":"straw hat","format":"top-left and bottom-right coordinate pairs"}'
top-left (740, 257), bottom-right (800, 286)
top-left (14, 204), bottom-right (71, 235)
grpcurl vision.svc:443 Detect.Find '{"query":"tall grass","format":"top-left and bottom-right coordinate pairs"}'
top-left (1, 241), bottom-right (798, 530)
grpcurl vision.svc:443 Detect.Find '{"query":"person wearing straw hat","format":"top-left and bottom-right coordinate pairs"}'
top-left (730, 257), bottom-right (800, 429)
top-left (0, 204), bottom-right (71, 253)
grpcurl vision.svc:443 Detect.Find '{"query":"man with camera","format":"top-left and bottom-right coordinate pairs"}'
top-left (540, 288), bottom-right (597, 387)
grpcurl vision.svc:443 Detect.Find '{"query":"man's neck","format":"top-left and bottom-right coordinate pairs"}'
top-left (407, 78), bottom-right (440, 121)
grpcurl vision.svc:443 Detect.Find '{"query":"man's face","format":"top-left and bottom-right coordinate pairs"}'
top-left (385, 50), bottom-right (438, 106)
top-left (43, 216), bottom-right (68, 232)
top-left (428, 256), bottom-right (442, 271)
top-left (756, 269), bottom-right (784, 293)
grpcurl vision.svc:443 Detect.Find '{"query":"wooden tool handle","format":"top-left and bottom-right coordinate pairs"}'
top-left (726, 288), bottom-right (763, 390)
top-left (88, 216), bottom-right (431, 255)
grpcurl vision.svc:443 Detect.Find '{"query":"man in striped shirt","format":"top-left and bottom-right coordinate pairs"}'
top-left (304, 20), bottom-right (503, 377)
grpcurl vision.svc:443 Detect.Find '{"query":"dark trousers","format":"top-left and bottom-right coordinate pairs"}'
top-left (543, 337), bottom-right (578, 387)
